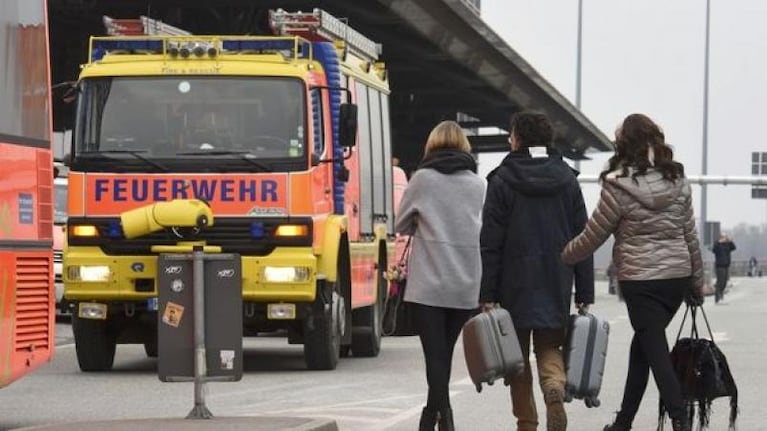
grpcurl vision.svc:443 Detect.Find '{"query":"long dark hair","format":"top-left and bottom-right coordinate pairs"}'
top-left (599, 113), bottom-right (685, 182)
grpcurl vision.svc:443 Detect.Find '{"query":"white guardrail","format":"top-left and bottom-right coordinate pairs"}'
top-left (578, 175), bottom-right (767, 185)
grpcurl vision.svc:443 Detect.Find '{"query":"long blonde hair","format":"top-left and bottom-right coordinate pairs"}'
top-left (424, 120), bottom-right (472, 156)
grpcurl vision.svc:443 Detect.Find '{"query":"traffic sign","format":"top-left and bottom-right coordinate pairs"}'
top-left (751, 152), bottom-right (767, 198)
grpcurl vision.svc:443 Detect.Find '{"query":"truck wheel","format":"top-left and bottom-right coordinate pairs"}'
top-left (303, 290), bottom-right (342, 370)
top-left (350, 248), bottom-right (386, 357)
top-left (73, 315), bottom-right (116, 372)
top-left (144, 339), bottom-right (158, 358)
top-left (350, 304), bottom-right (381, 357)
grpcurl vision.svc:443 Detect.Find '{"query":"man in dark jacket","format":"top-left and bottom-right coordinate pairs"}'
top-left (479, 111), bottom-right (594, 431)
top-left (711, 233), bottom-right (736, 303)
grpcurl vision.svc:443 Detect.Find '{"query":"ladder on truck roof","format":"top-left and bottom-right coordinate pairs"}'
top-left (269, 8), bottom-right (381, 61)
top-left (103, 15), bottom-right (190, 36)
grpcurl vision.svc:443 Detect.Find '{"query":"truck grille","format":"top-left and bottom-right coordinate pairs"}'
top-left (15, 257), bottom-right (51, 352)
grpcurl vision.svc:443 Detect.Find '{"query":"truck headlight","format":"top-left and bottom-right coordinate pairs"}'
top-left (71, 225), bottom-right (98, 237)
top-left (262, 266), bottom-right (311, 283)
top-left (68, 265), bottom-right (111, 282)
top-left (274, 224), bottom-right (308, 237)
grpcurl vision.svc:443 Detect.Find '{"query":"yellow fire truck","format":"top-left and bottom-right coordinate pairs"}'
top-left (63, 9), bottom-right (402, 371)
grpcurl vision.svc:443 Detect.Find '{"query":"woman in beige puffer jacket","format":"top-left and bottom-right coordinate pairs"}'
top-left (561, 113), bottom-right (702, 431)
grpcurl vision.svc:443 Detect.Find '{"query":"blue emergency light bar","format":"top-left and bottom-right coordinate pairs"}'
top-left (89, 36), bottom-right (313, 63)
top-left (91, 39), bottom-right (164, 61)
top-left (221, 39), bottom-right (311, 57)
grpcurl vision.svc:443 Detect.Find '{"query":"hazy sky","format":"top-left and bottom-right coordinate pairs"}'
top-left (478, 0), bottom-right (767, 230)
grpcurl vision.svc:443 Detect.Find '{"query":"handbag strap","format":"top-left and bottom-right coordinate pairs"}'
top-left (676, 304), bottom-right (715, 343)
top-left (675, 304), bottom-right (700, 342)
top-left (689, 306), bottom-right (700, 339)
top-left (698, 305), bottom-right (716, 343)
top-left (398, 236), bottom-right (412, 266)
top-left (675, 305), bottom-right (692, 342)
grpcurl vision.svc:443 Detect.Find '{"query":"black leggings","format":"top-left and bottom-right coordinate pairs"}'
top-left (410, 302), bottom-right (473, 410)
top-left (616, 277), bottom-right (687, 426)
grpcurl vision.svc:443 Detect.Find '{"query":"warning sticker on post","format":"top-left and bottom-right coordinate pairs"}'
top-left (220, 350), bottom-right (235, 370)
top-left (162, 302), bottom-right (185, 328)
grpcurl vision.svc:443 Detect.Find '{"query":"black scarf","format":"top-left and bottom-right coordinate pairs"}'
top-left (417, 149), bottom-right (477, 174)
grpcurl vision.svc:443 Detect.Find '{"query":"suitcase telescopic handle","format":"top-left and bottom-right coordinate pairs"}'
top-left (497, 318), bottom-right (510, 336)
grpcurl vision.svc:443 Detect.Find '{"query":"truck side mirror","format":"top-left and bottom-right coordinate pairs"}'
top-left (339, 103), bottom-right (358, 148)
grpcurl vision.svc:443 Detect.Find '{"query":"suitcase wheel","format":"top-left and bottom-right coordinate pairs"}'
top-left (487, 380), bottom-right (494, 386)
top-left (563, 393), bottom-right (573, 403)
top-left (475, 383), bottom-right (482, 393)
top-left (503, 375), bottom-right (511, 386)
top-left (584, 397), bottom-right (600, 408)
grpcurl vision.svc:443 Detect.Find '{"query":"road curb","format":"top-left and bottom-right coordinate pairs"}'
top-left (12, 416), bottom-right (339, 431)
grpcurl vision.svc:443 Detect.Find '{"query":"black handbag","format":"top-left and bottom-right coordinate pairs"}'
top-left (382, 237), bottom-right (417, 336)
top-left (658, 305), bottom-right (738, 430)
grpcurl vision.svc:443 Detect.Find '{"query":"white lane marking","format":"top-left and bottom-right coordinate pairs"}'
top-left (365, 390), bottom-right (461, 431)
top-left (454, 376), bottom-right (472, 386)
top-left (274, 414), bottom-right (379, 424)
top-left (244, 393), bottom-right (422, 416)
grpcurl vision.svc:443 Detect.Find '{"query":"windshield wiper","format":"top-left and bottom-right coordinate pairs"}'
top-left (78, 150), bottom-right (168, 172)
top-left (176, 150), bottom-right (272, 172)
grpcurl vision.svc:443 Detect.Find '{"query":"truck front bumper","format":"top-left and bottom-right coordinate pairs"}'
top-left (63, 246), bottom-right (318, 303)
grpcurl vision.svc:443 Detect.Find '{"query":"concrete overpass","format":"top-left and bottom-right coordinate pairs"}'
top-left (49, 0), bottom-right (612, 171)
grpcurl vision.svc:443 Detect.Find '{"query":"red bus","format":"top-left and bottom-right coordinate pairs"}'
top-left (0, 0), bottom-right (55, 388)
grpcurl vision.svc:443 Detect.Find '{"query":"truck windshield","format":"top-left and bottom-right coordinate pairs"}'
top-left (72, 77), bottom-right (306, 172)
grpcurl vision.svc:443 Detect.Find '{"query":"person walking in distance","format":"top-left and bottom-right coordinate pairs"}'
top-left (395, 121), bottom-right (485, 431)
top-left (561, 113), bottom-right (703, 431)
top-left (711, 233), bottom-right (736, 303)
top-left (479, 111), bottom-right (594, 431)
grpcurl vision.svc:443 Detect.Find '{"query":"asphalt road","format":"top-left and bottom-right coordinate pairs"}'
top-left (1, 278), bottom-right (762, 431)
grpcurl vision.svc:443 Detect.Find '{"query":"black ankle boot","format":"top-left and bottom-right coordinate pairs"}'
top-left (437, 407), bottom-right (454, 431)
top-left (603, 423), bottom-right (630, 431)
top-left (419, 407), bottom-right (437, 431)
top-left (603, 411), bottom-right (632, 431)
top-left (671, 417), bottom-right (691, 431)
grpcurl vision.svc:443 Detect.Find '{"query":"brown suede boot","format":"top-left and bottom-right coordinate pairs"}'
top-left (544, 387), bottom-right (567, 431)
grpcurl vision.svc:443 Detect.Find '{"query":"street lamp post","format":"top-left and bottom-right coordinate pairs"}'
top-left (576, 0), bottom-right (583, 111)
top-left (701, 0), bottom-right (711, 240)
top-left (574, 0), bottom-right (583, 171)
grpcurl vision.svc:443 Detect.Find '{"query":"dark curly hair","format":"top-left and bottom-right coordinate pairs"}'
top-left (599, 113), bottom-right (685, 183)
top-left (510, 111), bottom-right (554, 148)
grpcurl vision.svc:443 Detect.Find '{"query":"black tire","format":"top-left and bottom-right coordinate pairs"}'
top-left (144, 339), bottom-right (158, 358)
top-left (72, 315), bottom-right (116, 372)
top-left (350, 244), bottom-right (386, 357)
top-left (303, 293), bottom-right (341, 370)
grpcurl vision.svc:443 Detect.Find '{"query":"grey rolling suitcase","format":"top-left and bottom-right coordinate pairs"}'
top-left (462, 307), bottom-right (525, 393)
top-left (564, 312), bottom-right (610, 407)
